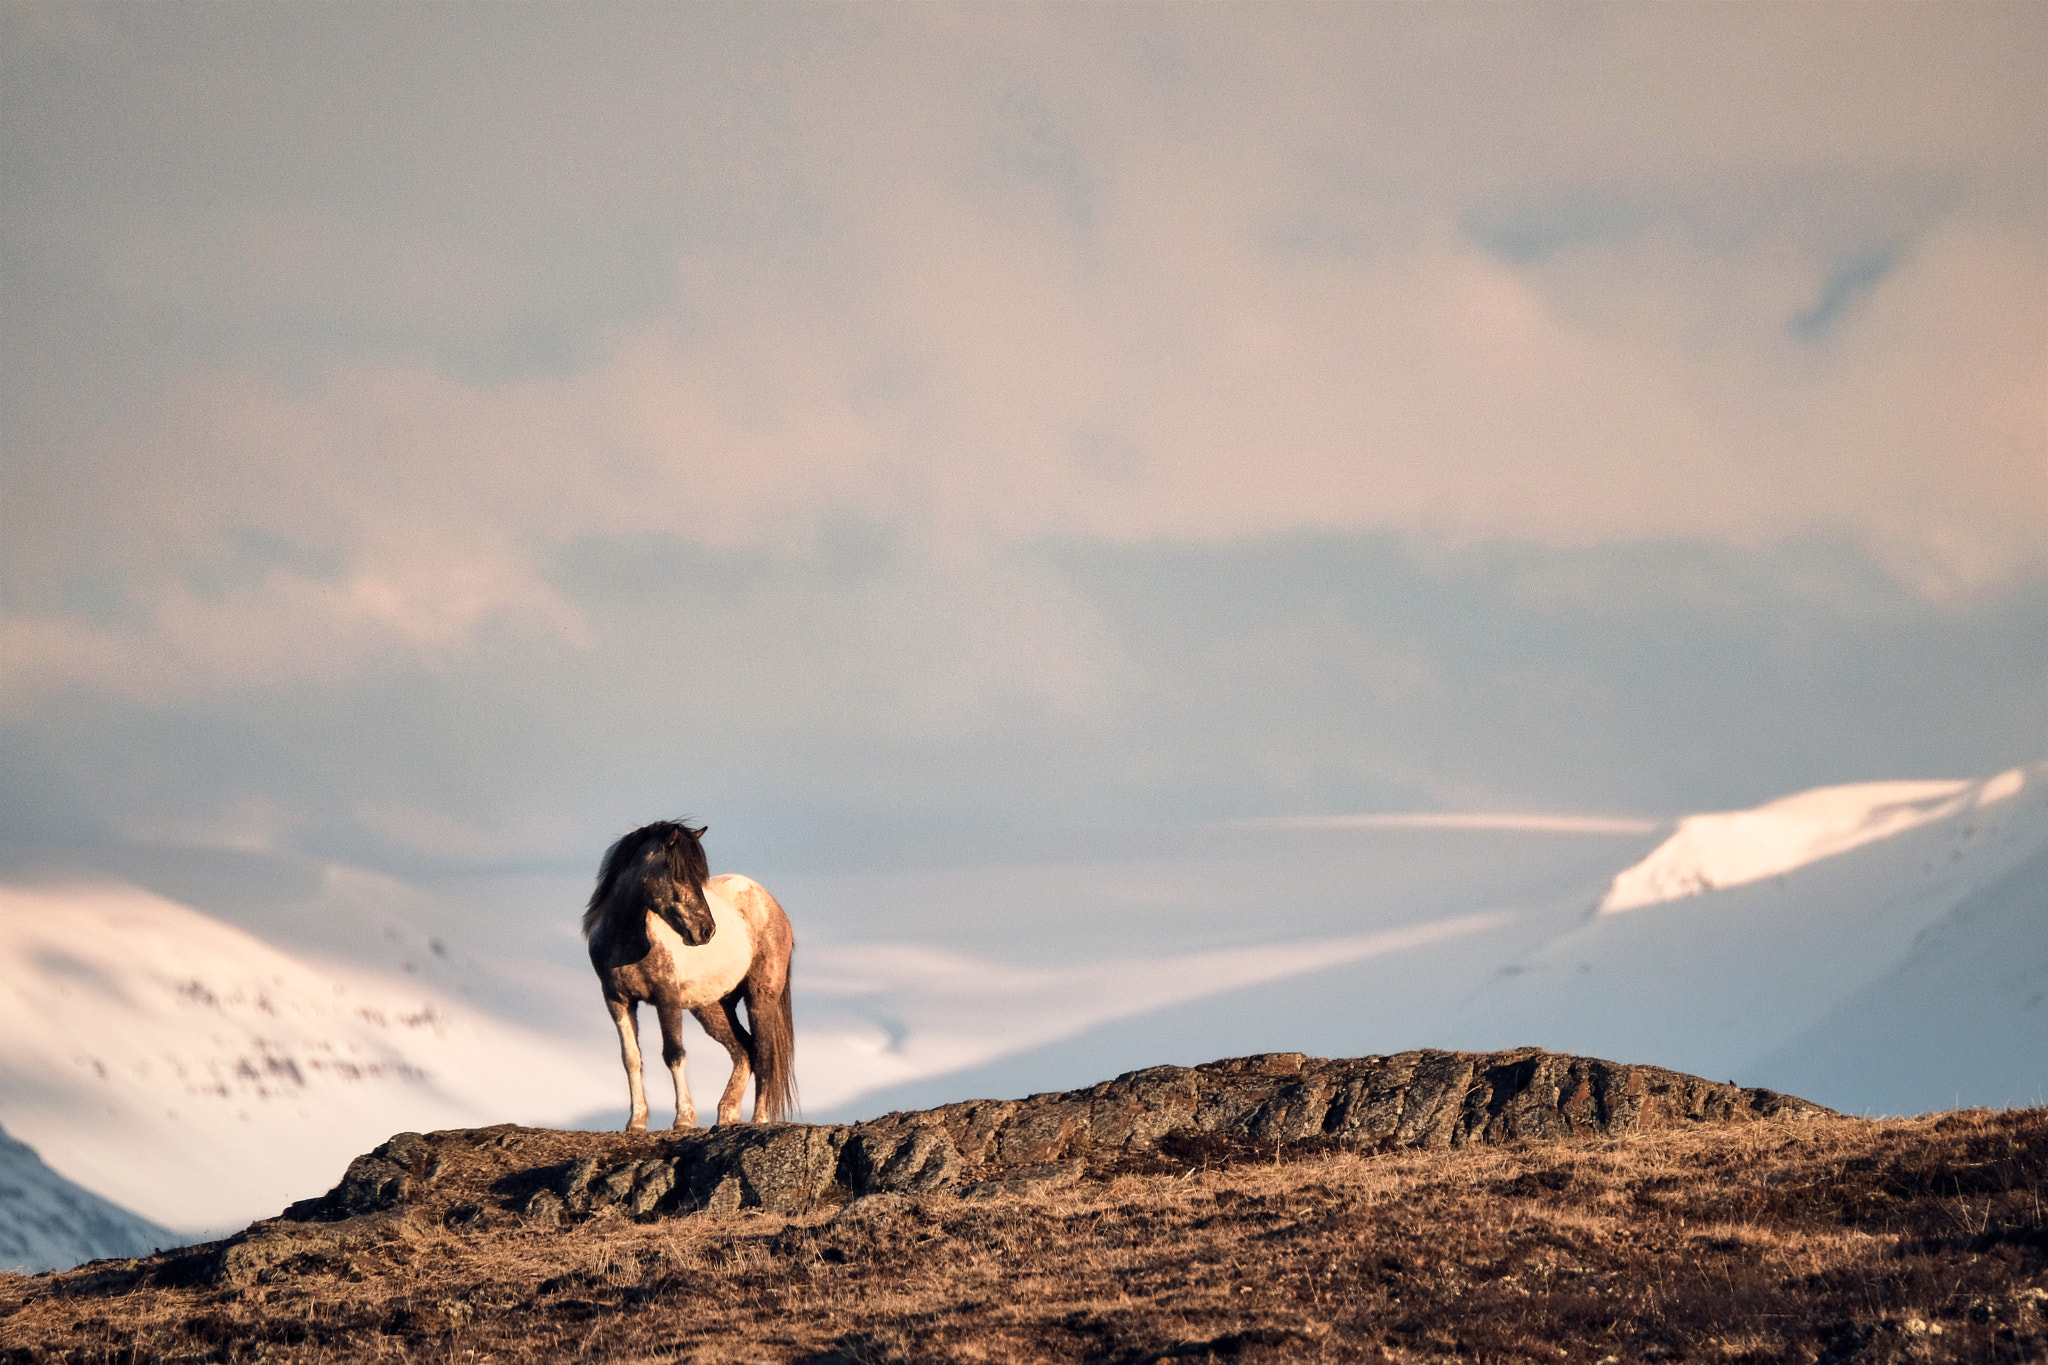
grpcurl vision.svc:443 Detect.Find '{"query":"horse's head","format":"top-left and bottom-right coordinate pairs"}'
top-left (583, 819), bottom-right (716, 947)
top-left (655, 822), bottom-right (717, 947)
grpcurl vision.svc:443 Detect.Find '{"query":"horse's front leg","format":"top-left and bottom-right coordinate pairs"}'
top-left (691, 997), bottom-right (755, 1125)
top-left (607, 996), bottom-right (650, 1133)
top-left (654, 996), bottom-right (696, 1129)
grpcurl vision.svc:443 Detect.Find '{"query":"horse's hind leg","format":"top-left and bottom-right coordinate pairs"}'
top-left (690, 996), bottom-right (755, 1126)
top-left (655, 996), bottom-right (695, 1130)
top-left (607, 997), bottom-right (650, 1133)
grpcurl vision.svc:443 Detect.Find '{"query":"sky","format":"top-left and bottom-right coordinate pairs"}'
top-left (3, 2), bottom-right (2046, 889)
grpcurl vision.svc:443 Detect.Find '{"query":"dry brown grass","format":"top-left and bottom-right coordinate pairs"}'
top-left (4, 1107), bottom-right (2046, 1364)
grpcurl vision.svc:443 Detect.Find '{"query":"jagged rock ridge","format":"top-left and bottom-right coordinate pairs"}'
top-left (174, 1048), bottom-right (1828, 1285)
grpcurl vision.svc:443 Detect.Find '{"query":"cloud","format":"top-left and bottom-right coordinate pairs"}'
top-left (7, 524), bottom-right (2044, 887)
top-left (3, 4), bottom-right (2044, 877)
top-left (12, 198), bottom-right (2041, 718)
top-left (6, 9), bottom-right (2042, 568)
top-left (1790, 242), bottom-right (1904, 341)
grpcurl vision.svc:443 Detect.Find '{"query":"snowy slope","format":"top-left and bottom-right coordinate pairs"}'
top-left (1446, 763), bottom-right (2048, 1109)
top-left (0, 1121), bottom-right (174, 1273)
top-left (0, 882), bottom-right (619, 1232)
top-left (811, 888), bottom-right (1604, 1120)
top-left (826, 764), bottom-right (2048, 1121)
top-left (795, 822), bottom-right (1662, 1119)
top-left (1746, 835), bottom-right (2048, 1114)
top-left (793, 912), bottom-right (1515, 1112)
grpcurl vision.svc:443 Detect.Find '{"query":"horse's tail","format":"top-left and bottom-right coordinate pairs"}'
top-left (750, 945), bottom-right (798, 1123)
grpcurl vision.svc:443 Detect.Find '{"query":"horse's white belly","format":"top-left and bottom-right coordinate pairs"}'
top-left (646, 888), bottom-right (753, 1008)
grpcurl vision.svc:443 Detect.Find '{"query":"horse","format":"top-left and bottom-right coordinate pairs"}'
top-left (581, 820), bottom-right (797, 1130)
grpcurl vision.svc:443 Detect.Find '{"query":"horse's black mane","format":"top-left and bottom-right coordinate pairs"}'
top-left (582, 819), bottom-right (709, 940)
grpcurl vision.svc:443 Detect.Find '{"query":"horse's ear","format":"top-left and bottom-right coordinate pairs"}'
top-left (690, 825), bottom-right (707, 839)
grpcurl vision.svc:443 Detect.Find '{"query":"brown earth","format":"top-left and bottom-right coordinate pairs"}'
top-left (2, 1048), bottom-right (2044, 1364)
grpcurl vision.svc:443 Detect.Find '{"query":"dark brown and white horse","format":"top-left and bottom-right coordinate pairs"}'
top-left (582, 820), bottom-right (797, 1129)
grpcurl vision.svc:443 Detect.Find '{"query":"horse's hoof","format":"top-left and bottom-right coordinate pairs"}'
top-left (670, 1118), bottom-right (697, 1131)
top-left (624, 1118), bottom-right (647, 1133)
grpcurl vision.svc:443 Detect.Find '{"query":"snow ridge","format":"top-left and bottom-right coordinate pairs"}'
top-left (1449, 759), bottom-right (2048, 1112)
top-left (1600, 765), bottom-right (2037, 914)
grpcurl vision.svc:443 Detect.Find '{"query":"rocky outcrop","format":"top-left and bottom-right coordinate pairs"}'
top-left (160, 1049), bottom-right (1828, 1283)
top-left (288, 1131), bottom-right (442, 1221)
top-left (224, 1048), bottom-right (1825, 1265)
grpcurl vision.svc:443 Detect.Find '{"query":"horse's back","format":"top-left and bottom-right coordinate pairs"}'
top-left (704, 874), bottom-right (788, 931)
top-left (704, 874), bottom-right (794, 981)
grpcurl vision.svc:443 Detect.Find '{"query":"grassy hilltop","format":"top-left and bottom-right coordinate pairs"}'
top-left (3, 1052), bottom-right (2045, 1364)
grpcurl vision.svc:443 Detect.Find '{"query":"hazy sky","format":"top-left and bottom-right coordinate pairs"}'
top-left (4, 3), bottom-right (2045, 878)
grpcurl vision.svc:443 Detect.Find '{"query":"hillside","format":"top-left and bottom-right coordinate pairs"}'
top-left (7, 1049), bottom-right (2044, 1363)
top-left (0, 881), bottom-right (617, 1234)
top-left (0, 1125), bottom-right (172, 1276)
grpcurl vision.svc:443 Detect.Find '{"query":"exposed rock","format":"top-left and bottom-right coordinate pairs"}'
top-left (961, 1159), bottom-right (1084, 1200)
top-left (594, 1163), bottom-right (637, 1207)
top-left (520, 1189), bottom-right (563, 1227)
top-left (284, 1131), bottom-right (439, 1221)
top-left (626, 1159), bottom-right (675, 1215)
top-left (187, 1210), bottom-right (419, 1287)
top-left (672, 1124), bottom-right (847, 1215)
top-left (840, 1124), bottom-right (962, 1197)
top-left (274, 1048), bottom-right (1829, 1242)
top-left (829, 1192), bottom-right (909, 1225)
top-left (558, 1154), bottom-right (602, 1213)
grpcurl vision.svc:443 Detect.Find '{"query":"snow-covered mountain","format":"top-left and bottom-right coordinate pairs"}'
top-left (0, 1121), bottom-right (173, 1273)
top-left (7, 761), bottom-right (2043, 1245)
top-left (808, 763), bottom-right (2048, 1121)
top-left (1453, 762), bottom-right (2048, 1113)
top-left (0, 881), bottom-right (619, 1234)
